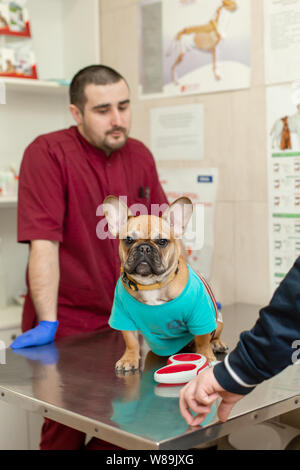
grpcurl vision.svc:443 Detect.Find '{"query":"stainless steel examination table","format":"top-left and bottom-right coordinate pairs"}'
top-left (0, 303), bottom-right (299, 450)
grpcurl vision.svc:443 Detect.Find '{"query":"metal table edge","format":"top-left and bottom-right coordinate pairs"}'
top-left (0, 384), bottom-right (159, 450)
top-left (157, 394), bottom-right (300, 450)
top-left (1, 384), bottom-right (300, 450)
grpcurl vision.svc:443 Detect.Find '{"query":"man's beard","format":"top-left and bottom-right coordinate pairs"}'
top-left (81, 124), bottom-right (129, 154)
top-left (103, 127), bottom-right (128, 151)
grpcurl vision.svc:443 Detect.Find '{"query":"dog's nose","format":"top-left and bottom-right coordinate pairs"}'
top-left (138, 244), bottom-right (152, 255)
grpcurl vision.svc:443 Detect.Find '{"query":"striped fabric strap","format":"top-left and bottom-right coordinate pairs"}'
top-left (196, 272), bottom-right (219, 340)
top-left (196, 272), bottom-right (219, 321)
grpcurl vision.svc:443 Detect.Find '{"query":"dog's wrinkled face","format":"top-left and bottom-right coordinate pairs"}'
top-left (103, 196), bottom-right (193, 281)
top-left (119, 215), bottom-right (178, 277)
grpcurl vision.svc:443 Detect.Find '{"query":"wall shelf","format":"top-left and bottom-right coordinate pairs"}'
top-left (0, 196), bottom-right (17, 208)
top-left (0, 304), bottom-right (22, 330)
top-left (2, 77), bottom-right (69, 95)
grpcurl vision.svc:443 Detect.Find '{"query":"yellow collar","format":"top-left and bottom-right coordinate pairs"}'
top-left (121, 263), bottom-right (179, 292)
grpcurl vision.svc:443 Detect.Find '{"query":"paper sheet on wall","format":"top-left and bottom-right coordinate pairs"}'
top-left (139, 0), bottom-right (251, 99)
top-left (158, 167), bottom-right (218, 280)
top-left (150, 104), bottom-right (204, 160)
top-left (264, 0), bottom-right (300, 84)
top-left (267, 84), bottom-right (300, 295)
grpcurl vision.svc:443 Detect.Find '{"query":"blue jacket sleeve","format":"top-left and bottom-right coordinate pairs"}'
top-left (213, 256), bottom-right (300, 395)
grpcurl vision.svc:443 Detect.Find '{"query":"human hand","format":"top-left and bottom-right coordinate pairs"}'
top-left (179, 367), bottom-right (244, 426)
top-left (10, 321), bottom-right (59, 349)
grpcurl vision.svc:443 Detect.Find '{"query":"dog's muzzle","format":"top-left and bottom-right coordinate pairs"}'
top-left (125, 243), bottom-right (164, 276)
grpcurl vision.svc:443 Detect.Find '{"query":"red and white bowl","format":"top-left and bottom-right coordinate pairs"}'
top-left (167, 353), bottom-right (207, 366)
top-left (154, 353), bottom-right (209, 385)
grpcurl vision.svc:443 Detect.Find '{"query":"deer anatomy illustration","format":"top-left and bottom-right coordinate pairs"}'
top-left (270, 104), bottom-right (300, 150)
top-left (167, 0), bottom-right (238, 84)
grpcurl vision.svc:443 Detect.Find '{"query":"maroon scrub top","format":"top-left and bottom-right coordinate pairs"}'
top-left (18, 126), bottom-right (169, 337)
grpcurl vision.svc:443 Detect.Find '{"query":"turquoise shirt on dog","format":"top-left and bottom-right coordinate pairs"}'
top-left (109, 265), bottom-right (217, 356)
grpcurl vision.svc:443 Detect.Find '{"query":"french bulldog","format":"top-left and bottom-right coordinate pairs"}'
top-left (103, 195), bottom-right (227, 371)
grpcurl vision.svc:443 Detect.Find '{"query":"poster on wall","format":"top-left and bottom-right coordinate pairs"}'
top-left (264, 0), bottom-right (300, 85)
top-left (267, 83), bottom-right (300, 294)
top-left (158, 167), bottom-right (218, 280)
top-left (150, 103), bottom-right (204, 160)
top-left (139, 0), bottom-right (251, 99)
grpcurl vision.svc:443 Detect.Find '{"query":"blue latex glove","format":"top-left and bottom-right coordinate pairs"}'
top-left (10, 321), bottom-right (59, 349)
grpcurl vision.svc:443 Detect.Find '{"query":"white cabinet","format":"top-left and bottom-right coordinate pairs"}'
top-left (0, 401), bottom-right (28, 450)
top-left (0, 322), bottom-right (26, 450)
top-left (0, 392), bottom-right (43, 450)
top-left (28, 413), bottom-right (44, 450)
top-left (0, 312), bottom-right (26, 450)
top-left (0, 318), bottom-right (43, 450)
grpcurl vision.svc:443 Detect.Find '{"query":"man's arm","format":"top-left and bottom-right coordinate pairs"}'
top-left (10, 240), bottom-right (60, 349)
top-left (180, 256), bottom-right (300, 424)
top-left (213, 256), bottom-right (300, 394)
top-left (29, 240), bottom-right (60, 322)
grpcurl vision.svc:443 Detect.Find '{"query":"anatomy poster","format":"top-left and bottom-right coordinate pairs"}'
top-left (267, 83), bottom-right (300, 294)
top-left (264, 0), bottom-right (300, 84)
top-left (158, 167), bottom-right (218, 280)
top-left (139, 0), bottom-right (251, 98)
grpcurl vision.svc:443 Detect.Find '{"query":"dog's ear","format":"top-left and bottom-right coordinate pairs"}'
top-left (162, 197), bottom-right (193, 238)
top-left (103, 196), bottom-right (132, 238)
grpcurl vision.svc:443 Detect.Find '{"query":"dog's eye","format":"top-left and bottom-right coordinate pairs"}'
top-left (124, 237), bottom-right (135, 246)
top-left (156, 239), bottom-right (169, 247)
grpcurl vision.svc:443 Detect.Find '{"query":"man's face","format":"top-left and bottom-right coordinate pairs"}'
top-left (74, 80), bottom-right (131, 155)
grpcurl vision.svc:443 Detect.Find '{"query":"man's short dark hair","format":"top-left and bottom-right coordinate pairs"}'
top-left (69, 65), bottom-right (127, 112)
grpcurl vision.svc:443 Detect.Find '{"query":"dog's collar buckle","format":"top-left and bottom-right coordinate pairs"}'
top-left (121, 272), bottom-right (139, 291)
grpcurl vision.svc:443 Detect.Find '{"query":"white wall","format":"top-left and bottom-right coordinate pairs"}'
top-left (27, 0), bottom-right (100, 81)
top-left (99, 0), bottom-right (270, 307)
top-left (0, 90), bottom-right (72, 302)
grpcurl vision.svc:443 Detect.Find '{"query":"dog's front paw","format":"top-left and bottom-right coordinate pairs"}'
top-left (195, 348), bottom-right (216, 364)
top-left (206, 351), bottom-right (217, 363)
top-left (211, 338), bottom-right (228, 354)
top-left (115, 353), bottom-right (140, 372)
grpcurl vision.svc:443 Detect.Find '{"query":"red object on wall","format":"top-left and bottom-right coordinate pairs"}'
top-left (0, 64), bottom-right (38, 79)
top-left (0, 20), bottom-right (31, 37)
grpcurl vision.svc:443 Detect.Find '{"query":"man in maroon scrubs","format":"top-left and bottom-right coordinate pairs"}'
top-left (13, 65), bottom-right (169, 450)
